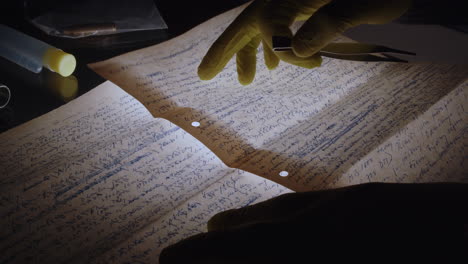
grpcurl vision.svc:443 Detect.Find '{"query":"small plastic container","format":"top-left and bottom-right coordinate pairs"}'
top-left (0, 24), bottom-right (76, 77)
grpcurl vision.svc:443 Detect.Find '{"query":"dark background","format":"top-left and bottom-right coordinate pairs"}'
top-left (0, 0), bottom-right (248, 132)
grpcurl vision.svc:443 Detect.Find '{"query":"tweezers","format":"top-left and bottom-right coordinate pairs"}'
top-left (272, 36), bottom-right (416, 63)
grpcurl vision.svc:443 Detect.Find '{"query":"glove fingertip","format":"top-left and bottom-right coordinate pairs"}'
top-left (197, 66), bottom-right (216, 81)
top-left (306, 56), bottom-right (322, 69)
top-left (238, 76), bottom-right (254, 85)
top-left (265, 57), bottom-right (279, 70)
top-left (237, 63), bottom-right (256, 85)
top-left (296, 55), bottom-right (322, 69)
top-left (266, 64), bottom-right (278, 70)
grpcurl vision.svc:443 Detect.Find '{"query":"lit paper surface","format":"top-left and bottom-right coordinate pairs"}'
top-left (90, 5), bottom-right (468, 191)
top-left (0, 82), bottom-right (290, 263)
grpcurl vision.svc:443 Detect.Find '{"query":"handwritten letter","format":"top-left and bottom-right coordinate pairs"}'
top-left (90, 5), bottom-right (468, 191)
top-left (0, 82), bottom-right (289, 263)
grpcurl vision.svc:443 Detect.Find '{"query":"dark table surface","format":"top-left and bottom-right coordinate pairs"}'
top-left (0, 0), bottom-right (247, 133)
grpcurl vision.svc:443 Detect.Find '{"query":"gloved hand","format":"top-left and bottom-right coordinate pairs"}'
top-left (160, 182), bottom-right (468, 263)
top-left (198, 0), bottom-right (412, 85)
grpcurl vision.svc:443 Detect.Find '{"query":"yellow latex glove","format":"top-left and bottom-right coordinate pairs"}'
top-left (198, 0), bottom-right (412, 85)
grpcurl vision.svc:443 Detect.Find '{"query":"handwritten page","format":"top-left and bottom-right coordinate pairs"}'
top-left (2, 3), bottom-right (467, 264)
top-left (0, 81), bottom-right (290, 264)
top-left (90, 4), bottom-right (468, 191)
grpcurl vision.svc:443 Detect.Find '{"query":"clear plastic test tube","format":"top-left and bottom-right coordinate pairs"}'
top-left (0, 24), bottom-right (76, 77)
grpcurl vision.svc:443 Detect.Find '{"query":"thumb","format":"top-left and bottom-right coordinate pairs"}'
top-left (292, 8), bottom-right (353, 57)
top-left (207, 191), bottom-right (330, 231)
top-left (258, 0), bottom-right (331, 47)
top-left (292, 0), bottom-right (411, 57)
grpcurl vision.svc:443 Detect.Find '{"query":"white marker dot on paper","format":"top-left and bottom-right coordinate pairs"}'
top-left (279, 171), bottom-right (289, 177)
top-left (191, 121), bottom-right (200, 127)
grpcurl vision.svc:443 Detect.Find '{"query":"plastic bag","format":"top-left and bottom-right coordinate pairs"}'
top-left (24, 0), bottom-right (167, 38)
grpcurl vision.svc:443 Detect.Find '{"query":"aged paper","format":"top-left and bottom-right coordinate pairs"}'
top-left (2, 3), bottom-right (467, 264)
top-left (90, 5), bottom-right (468, 191)
top-left (0, 81), bottom-right (290, 263)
